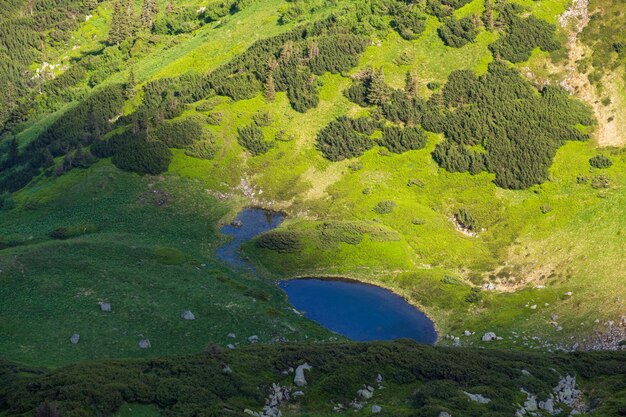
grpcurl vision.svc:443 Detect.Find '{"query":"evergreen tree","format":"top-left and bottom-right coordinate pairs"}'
top-left (141, 0), bottom-right (158, 29)
top-left (85, 0), bottom-right (98, 11)
top-left (109, 0), bottom-right (134, 45)
top-left (264, 71), bottom-right (276, 102)
top-left (125, 68), bottom-right (136, 100)
top-left (367, 68), bottom-right (390, 105)
top-left (405, 71), bottom-right (419, 98)
top-left (483, 0), bottom-right (494, 31)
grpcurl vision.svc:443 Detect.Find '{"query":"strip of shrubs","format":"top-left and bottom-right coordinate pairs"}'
top-left (256, 231), bottom-right (303, 252)
top-left (378, 126), bottom-right (427, 154)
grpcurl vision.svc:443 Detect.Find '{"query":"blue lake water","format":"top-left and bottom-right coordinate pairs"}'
top-left (279, 278), bottom-right (437, 344)
top-left (216, 208), bottom-right (285, 271)
top-left (217, 208), bottom-right (437, 344)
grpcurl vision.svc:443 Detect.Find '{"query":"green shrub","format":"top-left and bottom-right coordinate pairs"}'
top-left (112, 139), bottom-right (172, 175)
top-left (154, 247), bottom-right (189, 265)
top-left (438, 16), bottom-right (479, 48)
top-left (256, 231), bottom-right (303, 252)
top-left (373, 200), bottom-right (396, 215)
top-left (589, 155), bottom-right (613, 169)
top-left (465, 288), bottom-right (482, 303)
top-left (50, 224), bottom-right (98, 240)
top-left (379, 126), bottom-right (427, 153)
top-left (454, 208), bottom-right (476, 230)
top-left (237, 124), bottom-right (274, 155)
top-left (206, 112), bottom-right (224, 125)
top-left (185, 139), bottom-right (217, 160)
top-left (275, 130), bottom-right (295, 142)
top-left (540, 204), bottom-right (553, 214)
top-left (0, 192), bottom-right (14, 210)
top-left (252, 111), bottom-right (273, 126)
top-left (316, 117), bottom-right (374, 161)
top-left (152, 117), bottom-right (204, 148)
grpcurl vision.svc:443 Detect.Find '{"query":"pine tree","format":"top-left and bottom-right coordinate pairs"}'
top-left (405, 71), bottom-right (419, 98)
top-left (85, 0), bottom-right (98, 11)
top-left (264, 71), bottom-right (277, 102)
top-left (483, 0), bottom-right (494, 31)
top-left (367, 68), bottom-right (390, 105)
top-left (109, 0), bottom-right (135, 45)
top-left (141, 0), bottom-right (158, 29)
top-left (125, 68), bottom-right (136, 99)
top-left (109, 0), bottom-right (125, 45)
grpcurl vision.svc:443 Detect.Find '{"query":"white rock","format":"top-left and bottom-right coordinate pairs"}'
top-left (371, 405), bottom-right (382, 413)
top-left (138, 338), bottom-right (151, 349)
top-left (439, 412), bottom-right (452, 417)
top-left (358, 389), bottom-right (373, 399)
top-left (248, 335), bottom-right (259, 343)
top-left (464, 392), bottom-right (491, 404)
top-left (482, 332), bottom-right (497, 341)
top-left (70, 333), bottom-right (80, 344)
top-left (100, 302), bottom-right (112, 312)
top-left (294, 363), bottom-right (312, 387)
top-left (181, 310), bottom-right (195, 320)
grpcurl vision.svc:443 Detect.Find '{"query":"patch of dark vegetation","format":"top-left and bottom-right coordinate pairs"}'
top-left (378, 126), bottom-right (427, 154)
top-left (237, 124), bottom-right (275, 156)
top-left (1, 342), bottom-right (625, 417)
top-left (489, 3), bottom-right (560, 63)
top-left (152, 116), bottom-right (204, 148)
top-left (316, 116), bottom-right (375, 161)
top-left (49, 224), bottom-right (98, 240)
top-left (256, 231), bottom-right (303, 253)
top-left (589, 155), bottom-right (613, 169)
top-left (438, 16), bottom-right (479, 48)
top-left (454, 208), bottom-right (477, 231)
top-left (374, 200), bottom-right (396, 215)
top-left (111, 137), bottom-right (172, 175)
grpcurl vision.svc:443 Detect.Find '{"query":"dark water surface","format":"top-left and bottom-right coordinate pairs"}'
top-left (217, 208), bottom-right (437, 344)
top-left (216, 208), bottom-right (285, 271)
top-left (279, 279), bottom-right (437, 343)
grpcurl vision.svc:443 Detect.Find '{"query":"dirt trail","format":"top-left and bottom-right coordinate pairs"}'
top-left (558, 0), bottom-right (625, 147)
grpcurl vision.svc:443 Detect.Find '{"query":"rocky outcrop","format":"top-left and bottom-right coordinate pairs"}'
top-left (464, 392), bottom-right (491, 404)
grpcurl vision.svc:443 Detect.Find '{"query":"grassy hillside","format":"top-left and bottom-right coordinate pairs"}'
top-left (0, 0), bottom-right (624, 371)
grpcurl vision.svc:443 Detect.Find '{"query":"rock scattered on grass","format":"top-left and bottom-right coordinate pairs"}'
top-left (464, 392), bottom-right (491, 404)
top-left (138, 338), bottom-right (151, 349)
top-left (371, 405), bottom-right (382, 413)
top-left (70, 334), bottom-right (80, 345)
top-left (181, 310), bottom-right (195, 320)
top-left (482, 332), bottom-right (497, 341)
top-left (99, 302), bottom-right (111, 312)
top-left (294, 363), bottom-right (312, 387)
top-left (248, 335), bottom-right (259, 343)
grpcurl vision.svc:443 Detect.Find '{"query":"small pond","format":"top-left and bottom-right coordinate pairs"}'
top-left (279, 278), bottom-right (437, 343)
top-left (217, 208), bottom-right (437, 344)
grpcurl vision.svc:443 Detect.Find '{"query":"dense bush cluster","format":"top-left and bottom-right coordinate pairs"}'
top-left (378, 126), bottom-right (427, 153)
top-left (256, 231), bottom-right (303, 252)
top-left (111, 138), bottom-right (172, 175)
top-left (341, 59), bottom-right (592, 189)
top-left (237, 124), bottom-right (274, 155)
top-left (432, 62), bottom-right (591, 188)
top-left (437, 16), bottom-right (479, 47)
top-left (316, 116), bottom-right (375, 161)
top-left (2, 342), bottom-right (624, 417)
top-left (152, 116), bottom-right (205, 148)
top-left (489, 3), bottom-right (559, 63)
top-left (589, 155), bottom-right (612, 169)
